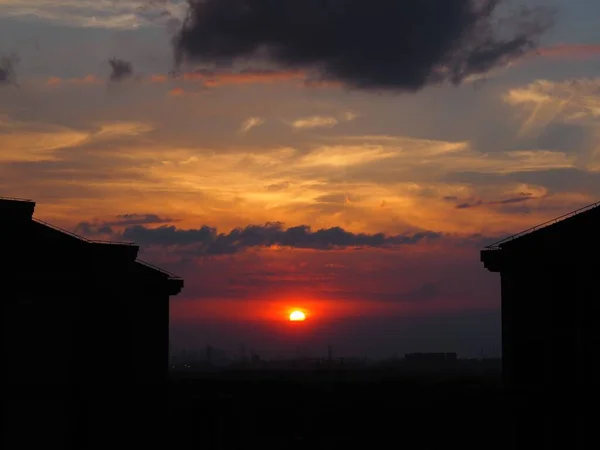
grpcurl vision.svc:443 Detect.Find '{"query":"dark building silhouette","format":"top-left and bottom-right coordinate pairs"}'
top-left (481, 201), bottom-right (599, 391)
top-left (404, 352), bottom-right (457, 362)
top-left (2, 197), bottom-right (183, 448)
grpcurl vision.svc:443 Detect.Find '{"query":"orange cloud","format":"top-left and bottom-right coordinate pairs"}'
top-left (150, 74), bottom-right (169, 83)
top-left (532, 43), bottom-right (600, 60)
top-left (147, 69), bottom-right (323, 88)
top-left (45, 74), bottom-right (102, 86)
top-left (189, 69), bottom-right (305, 86)
top-left (46, 77), bottom-right (62, 86)
top-left (169, 87), bottom-right (185, 96)
top-left (44, 70), bottom-right (340, 90)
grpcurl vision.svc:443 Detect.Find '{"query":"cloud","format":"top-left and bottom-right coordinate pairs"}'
top-left (504, 78), bottom-right (600, 172)
top-left (46, 75), bottom-right (102, 86)
top-left (0, 116), bottom-right (154, 162)
top-left (291, 111), bottom-right (357, 130)
top-left (135, 0), bottom-right (185, 31)
top-left (90, 122), bottom-right (155, 140)
top-left (239, 117), bottom-right (265, 133)
top-left (0, 53), bottom-right (19, 87)
top-left (0, 115), bottom-right (89, 162)
top-left (119, 222), bottom-right (442, 254)
top-left (170, 68), bottom-right (306, 87)
top-left (297, 144), bottom-right (398, 167)
top-left (43, 68), bottom-right (328, 91)
top-left (109, 58), bottom-right (134, 82)
top-left (75, 213), bottom-right (177, 236)
top-left (0, 0), bottom-right (187, 29)
top-left (292, 116), bottom-right (339, 130)
top-left (169, 87), bottom-right (185, 96)
top-left (266, 181), bottom-right (290, 192)
top-left (173, 0), bottom-right (552, 92)
top-left (505, 78), bottom-right (600, 137)
top-left (534, 44), bottom-right (600, 60)
top-left (342, 111), bottom-right (359, 121)
top-left (454, 192), bottom-right (538, 209)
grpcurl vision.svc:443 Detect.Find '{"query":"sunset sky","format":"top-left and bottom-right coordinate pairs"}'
top-left (1, 0), bottom-right (599, 358)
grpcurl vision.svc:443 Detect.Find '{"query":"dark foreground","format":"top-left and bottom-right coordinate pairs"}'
top-left (5, 369), bottom-right (595, 449)
top-left (171, 375), bottom-right (505, 449)
top-left (168, 369), bottom-right (537, 450)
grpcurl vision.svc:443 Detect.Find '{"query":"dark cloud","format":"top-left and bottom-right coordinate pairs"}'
top-left (445, 169), bottom-right (600, 197)
top-left (108, 58), bottom-right (134, 82)
top-left (266, 182), bottom-right (290, 192)
top-left (109, 213), bottom-right (176, 226)
top-left (173, 0), bottom-right (552, 91)
top-left (314, 193), bottom-right (354, 204)
top-left (74, 222), bottom-right (114, 237)
top-left (0, 53), bottom-right (19, 87)
top-left (74, 214), bottom-right (175, 237)
top-left (455, 192), bottom-right (537, 209)
top-left (120, 222), bottom-right (443, 254)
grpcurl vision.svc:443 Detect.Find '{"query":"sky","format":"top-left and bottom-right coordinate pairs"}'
top-left (1, 0), bottom-right (599, 359)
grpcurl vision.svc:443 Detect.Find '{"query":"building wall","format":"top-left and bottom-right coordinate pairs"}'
top-left (501, 260), bottom-right (600, 391)
top-left (2, 213), bottom-right (178, 448)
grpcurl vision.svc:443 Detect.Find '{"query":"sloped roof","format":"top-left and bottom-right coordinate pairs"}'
top-left (485, 201), bottom-right (600, 250)
top-left (1, 196), bottom-right (182, 282)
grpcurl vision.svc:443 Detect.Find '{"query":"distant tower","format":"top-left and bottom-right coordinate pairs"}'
top-left (328, 345), bottom-right (333, 363)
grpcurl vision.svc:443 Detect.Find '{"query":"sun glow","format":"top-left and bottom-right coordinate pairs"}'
top-left (289, 310), bottom-right (306, 321)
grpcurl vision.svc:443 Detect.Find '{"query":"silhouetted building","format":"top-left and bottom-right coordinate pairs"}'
top-left (405, 352), bottom-right (457, 362)
top-left (2, 197), bottom-right (183, 448)
top-left (481, 201), bottom-right (599, 391)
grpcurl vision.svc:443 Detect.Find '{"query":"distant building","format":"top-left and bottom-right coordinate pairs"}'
top-left (481, 201), bottom-right (600, 391)
top-left (405, 352), bottom-right (457, 362)
top-left (2, 197), bottom-right (184, 448)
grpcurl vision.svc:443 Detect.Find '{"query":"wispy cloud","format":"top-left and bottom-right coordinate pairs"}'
top-left (38, 69), bottom-right (340, 91)
top-left (504, 78), bottom-right (600, 137)
top-left (0, 116), bottom-right (154, 162)
top-left (292, 116), bottom-right (339, 130)
top-left (239, 117), bottom-right (265, 133)
top-left (534, 44), bottom-right (600, 60)
top-left (298, 145), bottom-right (398, 167)
top-left (291, 111), bottom-right (357, 130)
top-left (46, 75), bottom-right (102, 86)
top-left (0, 0), bottom-right (186, 29)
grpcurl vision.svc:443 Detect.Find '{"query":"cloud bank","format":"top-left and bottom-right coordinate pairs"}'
top-left (173, 0), bottom-right (552, 92)
top-left (117, 222), bottom-right (443, 254)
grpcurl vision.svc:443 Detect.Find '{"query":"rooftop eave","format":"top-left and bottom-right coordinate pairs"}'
top-left (481, 248), bottom-right (503, 273)
top-left (167, 278), bottom-right (184, 296)
top-left (135, 260), bottom-right (185, 296)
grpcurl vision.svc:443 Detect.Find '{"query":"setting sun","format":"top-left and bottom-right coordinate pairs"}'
top-left (289, 310), bottom-right (306, 321)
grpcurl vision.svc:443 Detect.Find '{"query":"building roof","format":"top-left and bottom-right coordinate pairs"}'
top-left (1, 196), bottom-right (183, 289)
top-left (484, 200), bottom-right (600, 250)
top-left (481, 200), bottom-right (599, 272)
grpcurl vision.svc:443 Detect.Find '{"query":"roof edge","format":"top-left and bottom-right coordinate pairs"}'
top-left (485, 200), bottom-right (600, 250)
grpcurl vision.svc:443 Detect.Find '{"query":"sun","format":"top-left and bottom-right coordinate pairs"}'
top-left (289, 310), bottom-right (306, 322)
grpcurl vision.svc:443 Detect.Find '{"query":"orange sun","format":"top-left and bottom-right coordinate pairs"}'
top-left (289, 310), bottom-right (306, 321)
